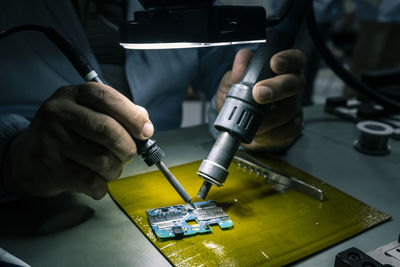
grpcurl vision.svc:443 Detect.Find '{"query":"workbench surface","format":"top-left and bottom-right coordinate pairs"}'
top-left (1, 105), bottom-right (399, 266)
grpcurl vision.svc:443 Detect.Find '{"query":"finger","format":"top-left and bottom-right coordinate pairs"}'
top-left (230, 49), bottom-right (253, 83)
top-left (58, 159), bottom-right (108, 200)
top-left (59, 83), bottom-right (154, 140)
top-left (242, 112), bottom-right (303, 152)
top-left (219, 49), bottom-right (253, 94)
top-left (270, 49), bottom-right (307, 74)
top-left (256, 112), bottom-right (302, 144)
top-left (216, 49), bottom-right (253, 111)
top-left (50, 121), bottom-right (124, 181)
top-left (253, 73), bottom-right (305, 104)
top-left (256, 95), bottom-right (302, 135)
top-left (40, 97), bottom-right (136, 162)
top-left (216, 71), bottom-right (232, 111)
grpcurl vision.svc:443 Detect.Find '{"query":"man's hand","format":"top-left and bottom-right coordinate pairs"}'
top-left (216, 49), bottom-right (306, 151)
top-left (2, 82), bottom-right (153, 199)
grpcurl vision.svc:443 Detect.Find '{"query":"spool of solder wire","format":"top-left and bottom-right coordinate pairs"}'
top-left (353, 120), bottom-right (393, 155)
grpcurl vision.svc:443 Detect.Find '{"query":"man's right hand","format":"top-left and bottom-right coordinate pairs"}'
top-left (1, 82), bottom-right (153, 200)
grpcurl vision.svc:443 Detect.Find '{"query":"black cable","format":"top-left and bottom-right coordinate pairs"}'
top-left (0, 24), bottom-right (100, 82)
top-left (306, 3), bottom-right (400, 112)
top-left (0, 24), bottom-right (46, 39)
top-left (266, 0), bottom-right (295, 26)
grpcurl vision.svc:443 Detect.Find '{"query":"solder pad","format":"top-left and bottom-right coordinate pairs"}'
top-left (147, 200), bottom-right (233, 239)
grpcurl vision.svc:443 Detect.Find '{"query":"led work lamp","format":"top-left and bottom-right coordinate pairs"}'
top-left (119, 0), bottom-right (267, 49)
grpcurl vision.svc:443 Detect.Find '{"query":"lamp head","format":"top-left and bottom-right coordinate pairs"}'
top-left (120, 1), bottom-right (267, 49)
top-left (138, 0), bottom-right (216, 9)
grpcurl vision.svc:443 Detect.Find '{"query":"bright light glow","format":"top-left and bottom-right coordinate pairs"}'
top-left (120, 40), bottom-right (266, 50)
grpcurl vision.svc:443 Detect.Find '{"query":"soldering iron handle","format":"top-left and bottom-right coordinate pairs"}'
top-left (43, 27), bottom-right (101, 82)
top-left (134, 138), bottom-right (165, 166)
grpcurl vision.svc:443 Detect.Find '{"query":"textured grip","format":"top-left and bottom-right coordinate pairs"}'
top-left (214, 24), bottom-right (298, 143)
top-left (135, 138), bottom-right (165, 166)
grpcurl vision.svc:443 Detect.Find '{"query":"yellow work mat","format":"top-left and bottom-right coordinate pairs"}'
top-left (108, 155), bottom-right (390, 266)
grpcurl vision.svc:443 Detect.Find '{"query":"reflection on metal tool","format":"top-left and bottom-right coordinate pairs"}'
top-left (366, 235), bottom-right (400, 266)
top-left (233, 152), bottom-right (324, 201)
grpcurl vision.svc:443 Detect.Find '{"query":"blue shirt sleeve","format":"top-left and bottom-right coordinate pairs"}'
top-left (0, 114), bottom-right (30, 201)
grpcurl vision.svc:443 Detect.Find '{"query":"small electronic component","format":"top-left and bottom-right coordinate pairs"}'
top-left (146, 200), bottom-right (233, 239)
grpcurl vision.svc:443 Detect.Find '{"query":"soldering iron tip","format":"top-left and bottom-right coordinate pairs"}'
top-left (197, 181), bottom-right (212, 200)
top-left (188, 201), bottom-right (196, 209)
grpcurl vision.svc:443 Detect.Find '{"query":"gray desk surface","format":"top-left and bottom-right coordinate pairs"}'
top-left (1, 105), bottom-right (399, 266)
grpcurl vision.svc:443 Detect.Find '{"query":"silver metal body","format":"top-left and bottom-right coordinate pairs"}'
top-left (233, 152), bottom-right (324, 201)
top-left (156, 161), bottom-right (195, 209)
top-left (368, 238), bottom-right (400, 266)
top-left (197, 132), bottom-right (240, 199)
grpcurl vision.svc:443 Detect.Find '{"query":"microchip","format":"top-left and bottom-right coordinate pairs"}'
top-left (172, 226), bottom-right (184, 236)
top-left (165, 213), bottom-right (183, 221)
top-left (146, 200), bottom-right (233, 239)
top-left (193, 206), bottom-right (227, 221)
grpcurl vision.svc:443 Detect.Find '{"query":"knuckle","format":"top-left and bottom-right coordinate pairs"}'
top-left (54, 85), bottom-right (74, 97)
top-left (81, 83), bottom-right (114, 104)
top-left (94, 85), bottom-right (117, 105)
top-left (96, 87), bottom-right (110, 103)
top-left (39, 99), bottom-right (63, 120)
top-left (95, 153), bottom-right (113, 171)
top-left (41, 99), bottom-right (59, 114)
top-left (124, 145), bottom-right (137, 162)
top-left (94, 117), bottom-right (115, 138)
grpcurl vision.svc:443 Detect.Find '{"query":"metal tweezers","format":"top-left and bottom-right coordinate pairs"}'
top-left (233, 152), bottom-right (324, 201)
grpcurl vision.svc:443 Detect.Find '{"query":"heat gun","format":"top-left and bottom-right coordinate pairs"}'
top-left (197, 0), bottom-right (312, 199)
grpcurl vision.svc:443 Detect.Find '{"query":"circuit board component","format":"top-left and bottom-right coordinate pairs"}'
top-left (146, 200), bottom-right (233, 239)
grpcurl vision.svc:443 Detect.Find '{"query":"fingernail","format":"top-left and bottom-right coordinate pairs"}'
top-left (142, 122), bottom-right (154, 138)
top-left (276, 57), bottom-right (288, 72)
top-left (256, 86), bottom-right (273, 102)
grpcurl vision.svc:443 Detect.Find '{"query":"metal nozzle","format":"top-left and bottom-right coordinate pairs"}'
top-left (197, 181), bottom-right (213, 200)
top-left (197, 131), bottom-right (240, 199)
